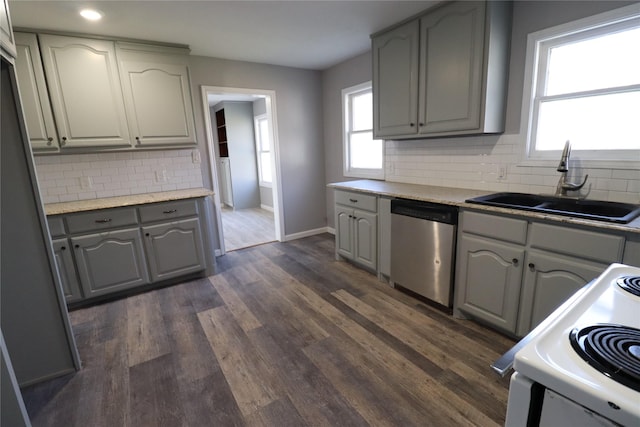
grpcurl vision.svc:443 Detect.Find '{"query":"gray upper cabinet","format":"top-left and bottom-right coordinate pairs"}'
top-left (419, 1), bottom-right (485, 134)
top-left (0, 0), bottom-right (15, 59)
top-left (38, 34), bottom-right (131, 148)
top-left (372, 20), bottom-right (419, 138)
top-left (372, 0), bottom-right (512, 139)
top-left (14, 32), bottom-right (59, 152)
top-left (117, 44), bottom-right (197, 147)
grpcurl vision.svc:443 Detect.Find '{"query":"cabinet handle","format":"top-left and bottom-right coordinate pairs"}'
top-left (419, 123), bottom-right (424, 127)
top-left (61, 246), bottom-right (66, 251)
top-left (163, 209), bottom-right (177, 214)
top-left (410, 123), bottom-right (415, 127)
top-left (145, 233), bottom-right (150, 237)
top-left (95, 218), bottom-right (112, 223)
top-left (61, 136), bottom-right (67, 146)
top-left (47, 137), bottom-right (53, 145)
top-left (528, 263), bottom-right (535, 270)
top-left (349, 198), bottom-right (358, 203)
top-left (135, 136), bottom-right (141, 144)
top-left (512, 258), bottom-right (519, 266)
top-left (74, 244), bottom-right (79, 249)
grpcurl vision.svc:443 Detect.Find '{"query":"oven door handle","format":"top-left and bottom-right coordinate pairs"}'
top-left (491, 280), bottom-right (594, 377)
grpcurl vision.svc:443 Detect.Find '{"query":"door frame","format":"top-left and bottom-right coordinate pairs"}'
top-left (200, 85), bottom-right (284, 255)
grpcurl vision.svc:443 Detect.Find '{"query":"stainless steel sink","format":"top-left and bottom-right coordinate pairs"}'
top-left (466, 192), bottom-right (640, 224)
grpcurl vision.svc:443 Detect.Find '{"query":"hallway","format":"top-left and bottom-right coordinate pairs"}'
top-left (221, 206), bottom-right (276, 251)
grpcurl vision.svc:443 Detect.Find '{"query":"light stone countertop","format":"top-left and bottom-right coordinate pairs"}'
top-left (45, 188), bottom-right (214, 216)
top-left (329, 179), bottom-right (640, 235)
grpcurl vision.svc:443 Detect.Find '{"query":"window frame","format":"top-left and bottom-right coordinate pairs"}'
top-left (342, 81), bottom-right (384, 180)
top-left (520, 4), bottom-right (640, 169)
top-left (254, 114), bottom-right (272, 188)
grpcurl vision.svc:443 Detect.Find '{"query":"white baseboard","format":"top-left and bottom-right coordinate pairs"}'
top-left (260, 204), bottom-right (274, 212)
top-left (284, 227), bottom-right (331, 241)
top-left (214, 249), bottom-right (223, 257)
top-left (326, 227), bottom-right (335, 235)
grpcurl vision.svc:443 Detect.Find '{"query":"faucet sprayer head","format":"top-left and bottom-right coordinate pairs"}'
top-left (557, 140), bottom-right (571, 173)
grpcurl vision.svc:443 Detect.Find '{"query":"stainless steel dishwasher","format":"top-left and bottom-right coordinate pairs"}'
top-left (390, 199), bottom-right (458, 308)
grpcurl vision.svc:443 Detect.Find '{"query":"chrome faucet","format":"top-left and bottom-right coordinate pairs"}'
top-left (555, 140), bottom-right (588, 197)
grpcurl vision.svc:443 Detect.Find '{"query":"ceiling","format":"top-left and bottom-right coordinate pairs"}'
top-left (8, 0), bottom-right (440, 70)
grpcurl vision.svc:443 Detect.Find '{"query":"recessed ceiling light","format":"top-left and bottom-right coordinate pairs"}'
top-left (80, 9), bottom-right (103, 21)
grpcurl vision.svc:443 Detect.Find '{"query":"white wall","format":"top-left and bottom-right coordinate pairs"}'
top-left (35, 150), bottom-right (203, 204)
top-left (323, 1), bottom-right (640, 228)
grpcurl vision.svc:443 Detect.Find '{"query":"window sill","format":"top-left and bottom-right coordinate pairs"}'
top-left (344, 170), bottom-right (384, 180)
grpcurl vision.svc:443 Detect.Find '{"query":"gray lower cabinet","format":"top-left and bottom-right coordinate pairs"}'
top-left (51, 238), bottom-right (83, 302)
top-left (516, 250), bottom-right (605, 336)
top-left (455, 210), bottom-right (623, 337)
top-left (334, 190), bottom-right (378, 271)
top-left (456, 234), bottom-right (524, 333)
top-left (72, 228), bottom-right (149, 298)
top-left (49, 197), bottom-right (208, 304)
top-left (143, 218), bottom-right (205, 282)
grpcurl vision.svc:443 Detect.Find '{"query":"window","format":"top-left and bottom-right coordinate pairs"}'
top-left (254, 115), bottom-right (272, 186)
top-left (522, 5), bottom-right (640, 164)
top-left (342, 82), bottom-right (384, 179)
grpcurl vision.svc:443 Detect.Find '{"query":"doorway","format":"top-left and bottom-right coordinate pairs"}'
top-left (201, 86), bottom-right (284, 255)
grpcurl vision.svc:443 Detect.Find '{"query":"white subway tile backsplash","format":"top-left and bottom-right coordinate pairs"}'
top-left (34, 149), bottom-right (204, 203)
top-left (386, 134), bottom-right (640, 204)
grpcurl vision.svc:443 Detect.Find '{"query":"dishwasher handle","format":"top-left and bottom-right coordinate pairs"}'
top-left (391, 199), bottom-right (458, 225)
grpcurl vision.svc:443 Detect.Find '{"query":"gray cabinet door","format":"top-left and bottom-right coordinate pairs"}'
top-left (456, 234), bottom-right (524, 334)
top-left (38, 34), bottom-right (131, 148)
top-left (372, 19), bottom-right (419, 138)
top-left (0, 0), bottom-right (15, 59)
top-left (14, 33), bottom-right (59, 151)
top-left (354, 210), bottom-right (377, 270)
top-left (119, 54), bottom-right (196, 146)
top-left (516, 251), bottom-right (606, 336)
top-left (72, 228), bottom-right (149, 297)
top-left (142, 218), bottom-right (205, 282)
top-left (52, 238), bottom-right (83, 303)
top-left (335, 205), bottom-right (354, 260)
top-left (419, 1), bottom-right (485, 134)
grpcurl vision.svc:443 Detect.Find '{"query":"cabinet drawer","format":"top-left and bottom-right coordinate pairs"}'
top-left (47, 216), bottom-right (66, 237)
top-left (462, 210), bottom-right (528, 244)
top-left (529, 223), bottom-right (623, 264)
top-left (65, 207), bottom-right (138, 234)
top-left (139, 199), bottom-right (198, 223)
top-left (335, 190), bottom-right (377, 212)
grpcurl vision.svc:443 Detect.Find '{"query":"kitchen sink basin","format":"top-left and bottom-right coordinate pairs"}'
top-left (466, 192), bottom-right (640, 224)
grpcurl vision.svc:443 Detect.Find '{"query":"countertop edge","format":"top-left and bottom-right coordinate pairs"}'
top-left (329, 180), bottom-right (640, 234)
top-left (45, 188), bottom-right (214, 216)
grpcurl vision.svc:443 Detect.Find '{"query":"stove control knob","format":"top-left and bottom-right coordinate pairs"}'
top-left (608, 402), bottom-right (620, 410)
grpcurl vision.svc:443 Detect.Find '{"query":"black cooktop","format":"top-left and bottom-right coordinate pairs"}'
top-left (617, 276), bottom-right (640, 298)
top-left (570, 324), bottom-right (640, 392)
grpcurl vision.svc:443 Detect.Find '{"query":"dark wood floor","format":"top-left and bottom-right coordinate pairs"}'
top-left (22, 233), bottom-right (515, 426)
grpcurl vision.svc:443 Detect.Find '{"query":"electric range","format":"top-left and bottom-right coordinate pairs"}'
top-left (506, 263), bottom-right (640, 426)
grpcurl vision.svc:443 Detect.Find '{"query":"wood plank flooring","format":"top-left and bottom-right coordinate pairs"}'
top-left (22, 233), bottom-right (515, 427)
top-left (221, 207), bottom-right (275, 252)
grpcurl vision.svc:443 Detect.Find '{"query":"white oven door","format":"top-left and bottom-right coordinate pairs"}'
top-left (539, 389), bottom-right (618, 427)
